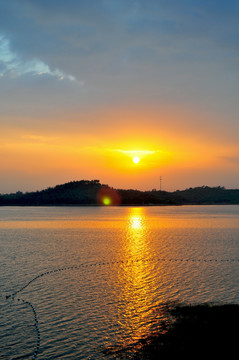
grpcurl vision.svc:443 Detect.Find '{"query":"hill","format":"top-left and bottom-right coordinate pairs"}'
top-left (0, 180), bottom-right (239, 206)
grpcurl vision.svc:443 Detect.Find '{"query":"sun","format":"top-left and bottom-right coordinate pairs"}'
top-left (133, 156), bottom-right (140, 164)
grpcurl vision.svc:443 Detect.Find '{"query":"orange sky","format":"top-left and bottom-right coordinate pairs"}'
top-left (1, 105), bottom-right (238, 193)
top-left (1, 2), bottom-right (239, 193)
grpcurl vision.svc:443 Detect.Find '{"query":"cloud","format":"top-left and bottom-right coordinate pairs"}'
top-left (0, 35), bottom-right (76, 81)
top-left (21, 134), bottom-right (60, 144)
top-left (1, 1), bottom-right (239, 85)
top-left (219, 155), bottom-right (239, 165)
top-left (114, 149), bottom-right (156, 155)
top-left (0, 0), bottom-right (239, 116)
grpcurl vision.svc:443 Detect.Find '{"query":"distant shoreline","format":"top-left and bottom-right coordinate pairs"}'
top-left (1, 202), bottom-right (239, 207)
top-left (1, 180), bottom-right (239, 206)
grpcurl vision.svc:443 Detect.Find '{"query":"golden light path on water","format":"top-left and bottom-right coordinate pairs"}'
top-left (116, 207), bottom-right (159, 344)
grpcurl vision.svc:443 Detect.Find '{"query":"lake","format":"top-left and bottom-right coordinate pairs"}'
top-left (0, 205), bottom-right (239, 359)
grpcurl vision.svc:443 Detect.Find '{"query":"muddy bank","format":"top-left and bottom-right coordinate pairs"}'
top-left (104, 303), bottom-right (239, 359)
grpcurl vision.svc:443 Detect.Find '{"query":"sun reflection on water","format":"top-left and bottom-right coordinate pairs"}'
top-left (116, 207), bottom-right (160, 347)
top-left (129, 214), bottom-right (143, 230)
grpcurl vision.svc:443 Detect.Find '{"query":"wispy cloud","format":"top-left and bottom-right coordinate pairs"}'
top-left (21, 134), bottom-right (60, 143)
top-left (0, 35), bottom-right (76, 81)
top-left (113, 149), bottom-right (156, 155)
top-left (219, 155), bottom-right (239, 165)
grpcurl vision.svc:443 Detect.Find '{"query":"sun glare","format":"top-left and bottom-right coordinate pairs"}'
top-left (133, 156), bottom-right (140, 164)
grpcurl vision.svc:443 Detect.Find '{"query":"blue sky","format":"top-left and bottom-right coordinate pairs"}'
top-left (1, 0), bottom-right (239, 192)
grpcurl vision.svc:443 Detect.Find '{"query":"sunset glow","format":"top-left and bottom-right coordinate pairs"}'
top-left (133, 156), bottom-right (140, 164)
top-left (0, 2), bottom-right (239, 193)
top-left (1, 121), bottom-right (237, 192)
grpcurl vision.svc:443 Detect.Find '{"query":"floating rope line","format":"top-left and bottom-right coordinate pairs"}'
top-left (14, 297), bottom-right (41, 359)
top-left (5, 256), bottom-right (239, 359)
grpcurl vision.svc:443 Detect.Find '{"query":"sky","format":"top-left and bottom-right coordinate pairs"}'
top-left (1, 0), bottom-right (239, 193)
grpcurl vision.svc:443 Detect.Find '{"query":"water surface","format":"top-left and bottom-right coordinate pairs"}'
top-left (0, 205), bottom-right (238, 359)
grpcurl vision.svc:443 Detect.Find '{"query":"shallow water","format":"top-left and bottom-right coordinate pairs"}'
top-left (0, 205), bottom-right (238, 359)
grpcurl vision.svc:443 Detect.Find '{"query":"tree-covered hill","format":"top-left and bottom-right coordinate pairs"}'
top-left (0, 180), bottom-right (102, 205)
top-left (172, 186), bottom-right (239, 204)
top-left (0, 181), bottom-right (239, 206)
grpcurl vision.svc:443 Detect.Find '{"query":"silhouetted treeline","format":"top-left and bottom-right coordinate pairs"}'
top-left (0, 180), bottom-right (102, 205)
top-left (0, 181), bottom-right (239, 206)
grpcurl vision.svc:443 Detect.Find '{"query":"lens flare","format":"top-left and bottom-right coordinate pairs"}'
top-left (97, 186), bottom-right (121, 206)
top-left (103, 197), bottom-right (111, 206)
